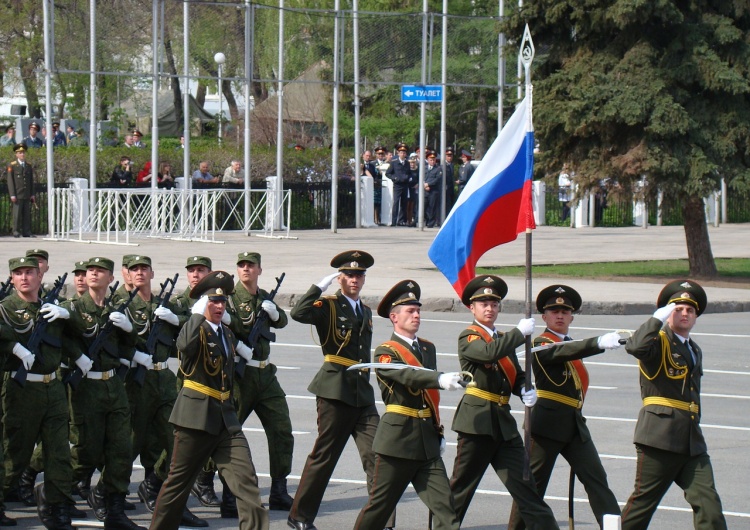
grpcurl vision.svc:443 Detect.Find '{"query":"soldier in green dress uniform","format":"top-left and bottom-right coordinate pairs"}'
top-left (6, 143), bottom-right (36, 238)
top-left (507, 284), bottom-right (623, 529)
top-left (149, 271), bottom-right (268, 530)
top-left (448, 275), bottom-right (559, 529)
top-left (288, 250), bottom-right (396, 530)
top-left (621, 280), bottom-right (727, 530)
top-left (226, 252), bottom-right (293, 512)
top-left (0, 256), bottom-right (82, 529)
top-left (62, 257), bottom-right (145, 530)
top-left (353, 280), bottom-right (463, 530)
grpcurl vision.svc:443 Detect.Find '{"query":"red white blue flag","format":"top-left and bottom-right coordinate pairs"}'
top-left (428, 96), bottom-right (535, 297)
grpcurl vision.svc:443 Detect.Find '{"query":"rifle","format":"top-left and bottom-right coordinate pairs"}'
top-left (66, 286), bottom-right (140, 391)
top-left (0, 276), bottom-right (13, 301)
top-left (132, 273), bottom-right (179, 387)
top-left (12, 273), bottom-right (68, 387)
top-left (236, 272), bottom-right (285, 379)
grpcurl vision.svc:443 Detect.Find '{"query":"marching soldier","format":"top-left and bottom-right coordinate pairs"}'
top-left (6, 143), bottom-right (36, 238)
top-left (0, 256), bottom-right (84, 530)
top-left (353, 280), bottom-right (463, 530)
top-left (449, 275), bottom-right (559, 528)
top-left (621, 280), bottom-right (727, 529)
top-left (226, 252), bottom-right (294, 512)
top-left (507, 284), bottom-right (623, 529)
top-left (62, 257), bottom-right (145, 530)
top-left (288, 251), bottom-right (395, 530)
top-left (71, 260), bottom-right (89, 298)
top-left (149, 271), bottom-right (268, 530)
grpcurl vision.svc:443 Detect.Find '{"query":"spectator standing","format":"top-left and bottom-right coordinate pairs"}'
top-left (456, 149), bottom-right (475, 195)
top-left (423, 151), bottom-right (442, 228)
top-left (6, 143), bottom-right (36, 238)
top-left (50, 122), bottom-right (67, 147)
top-left (66, 124), bottom-right (76, 142)
top-left (192, 161), bottom-right (219, 186)
top-left (158, 163), bottom-right (175, 189)
top-left (0, 125), bottom-right (15, 147)
top-left (123, 135), bottom-right (135, 148)
top-left (132, 130), bottom-right (146, 148)
top-left (68, 128), bottom-right (88, 148)
top-left (385, 143), bottom-right (411, 226)
top-left (442, 147), bottom-right (456, 213)
top-left (558, 164), bottom-right (573, 222)
top-left (23, 123), bottom-right (44, 149)
top-left (360, 151), bottom-right (380, 224)
top-left (222, 160), bottom-right (245, 185)
top-left (111, 156), bottom-right (133, 187)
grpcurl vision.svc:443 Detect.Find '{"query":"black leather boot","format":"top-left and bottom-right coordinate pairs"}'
top-left (35, 483), bottom-right (53, 529)
top-left (136, 471), bottom-right (163, 513)
top-left (48, 505), bottom-right (74, 530)
top-left (69, 504), bottom-right (87, 519)
top-left (18, 466), bottom-right (39, 506)
top-left (191, 470), bottom-right (220, 507)
top-left (0, 511), bottom-right (16, 526)
top-left (219, 475), bottom-right (238, 519)
top-left (269, 477), bottom-right (294, 511)
top-left (180, 506), bottom-right (208, 528)
top-left (72, 471), bottom-right (93, 501)
top-left (103, 493), bottom-right (146, 530)
top-left (87, 481), bottom-right (107, 522)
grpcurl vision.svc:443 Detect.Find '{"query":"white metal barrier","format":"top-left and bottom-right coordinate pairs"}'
top-left (49, 185), bottom-right (292, 244)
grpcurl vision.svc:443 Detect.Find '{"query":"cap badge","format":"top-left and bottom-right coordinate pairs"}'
top-left (406, 282), bottom-right (415, 289)
top-left (216, 272), bottom-right (225, 279)
top-left (483, 288), bottom-right (493, 295)
top-left (680, 281), bottom-right (692, 289)
top-left (216, 288), bottom-right (224, 295)
top-left (407, 292), bottom-right (416, 299)
top-left (482, 277), bottom-right (494, 284)
top-left (556, 297), bottom-right (565, 304)
top-left (554, 287), bottom-right (566, 294)
top-left (350, 261), bottom-right (359, 268)
top-left (680, 292), bottom-right (693, 300)
top-left (352, 251), bottom-right (362, 258)
top-left (243, 252), bottom-right (249, 256)
top-left (20, 258), bottom-right (25, 263)
top-left (192, 257), bottom-right (199, 261)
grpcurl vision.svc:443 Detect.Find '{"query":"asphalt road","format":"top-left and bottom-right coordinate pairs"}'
top-left (7, 309), bottom-right (749, 529)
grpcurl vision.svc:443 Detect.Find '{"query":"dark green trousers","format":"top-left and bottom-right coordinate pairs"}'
top-left (354, 454), bottom-right (458, 530)
top-left (149, 426), bottom-right (268, 530)
top-left (450, 433), bottom-right (558, 529)
top-left (622, 444), bottom-right (727, 530)
top-left (126, 368), bottom-right (177, 469)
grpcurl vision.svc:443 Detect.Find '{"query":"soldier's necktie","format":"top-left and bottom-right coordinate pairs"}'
top-left (217, 326), bottom-right (227, 358)
top-left (412, 340), bottom-right (420, 356)
top-left (685, 339), bottom-right (697, 366)
top-left (355, 303), bottom-right (363, 321)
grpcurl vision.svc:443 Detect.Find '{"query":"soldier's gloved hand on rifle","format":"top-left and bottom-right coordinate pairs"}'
top-left (261, 300), bottom-right (279, 322)
top-left (221, 310), bottom-right (231, 325)
top-left (316, 272), bottom-right (340, 291)
top-left (598, 331), bottom-right (623, 350)
top-left (132, 351), bottom-right (154, 370)
top-left (154, 306), bottom-right (179, 326)
top-left (12, 343), bottom-right (35, 370)
top-left (653, 302), bottom-right (676, 323)
top-left (192, 295), bottom-right (209, 316)
top-left (440, 437), bottom-right (446, 457)
top-left (439, 372), bottom-right (463, 391)
top-left (75, 353), bottom-right (94, 376)
top-left (109, 311), bottom-right (133, 333)
top-left (236, 341), bottom-right (254, 362)
top-left (516, 317), bottom-right (536, 336)
top-left (521, 386), bottom-right (537, 407)
top-left (40, 303), bottom-right (70, 321)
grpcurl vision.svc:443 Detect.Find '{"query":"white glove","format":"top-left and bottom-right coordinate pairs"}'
top-left (315, 272), bottom-right (340, 291)
top-left (12, 343), bottom-right (35, 370)
top-left (119, 358), bottom-right (131, 367)
top-left (516, 317), bottom-right (536, 336)
top-left (653, 302), bottom-right (676, 322)
top-left (109, 311), bottom-right (133, 332)
top-left (191, 295), bottom-right (209, 316)
top-left (221, 310), bottom-right (231, 325)
top-left (597, 331), bottom-right (623, 350)
top-left (521, 386), bottom-right (537, 407)
top-left (438, 372), bottom-right (463, 391)
top-left (40, 303), bottom-right (70, 321)
top-left (261, 300), bottom-right (279, 321)
top-left (154, 306), bottom-right (179, 326)
top-left (74, 354), bottom-right (94, 375)
top-left (439, 438), bottom-right (446, 457)
top-left (236, 341), bottom-right (254, 362)
top-left (132, 351), bottom-right (154, 370)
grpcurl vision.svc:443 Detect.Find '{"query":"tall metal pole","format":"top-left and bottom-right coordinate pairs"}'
top-left (151, 0), bottom-right (160, 199)
top-left (244, 0), bottom-right (253, 228)
top-left (330, 0), bottom-right (341, 233)
top-left (43, 0), bottom-right (54, 236)
top-left (498, 0), bottom-right (505, 132)
top-left (89, 0), bottom-right (97, 210)
top-left (439, 0), bottom-right (448, 222)
top-left (275, 0), bottom-right (285, 230)
top-left (182, 0), bottom-right (191, 233)
top-left (417, 0), bottom-right (428, 230)
top-left (215, 53), bottom-right (225, 145)
top-left (353, 0), bottom-right (361, 228)
top-left (517, 0), bottom-right (523, 99)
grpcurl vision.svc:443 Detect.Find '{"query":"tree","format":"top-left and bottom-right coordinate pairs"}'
top-left (504, 1), bottom-right (750, 278)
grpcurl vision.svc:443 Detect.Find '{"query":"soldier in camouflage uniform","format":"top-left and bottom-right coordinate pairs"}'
top-left (226, 251), bottom-right (293, 512)
top-left (62, 257), bottom-right (144, 530)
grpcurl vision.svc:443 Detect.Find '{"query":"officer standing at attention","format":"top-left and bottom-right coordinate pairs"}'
top-left (456, 149), bottom-right (475, 195)
top-left (353, 280), bottom-right (463, 530)
top-left (507, 284), bottom-right (623, 529)
top-left (288, 251), bottom-right (395, 530)
top-left (423, 151), bottom-right (443, 228)
top-left (0, 256), bottom-right (85, 530)
top-left (385, 143), bottom-right (411, 226)
top-left (226, 252), bottom-right (294, 511)
top-left (621, 280), bottom-right (727, 530)
top-left (6, 143), bottom-right (36, 238)
top-left (448, 275), bottom-right (559, 528)
top-left (149, 271), bottom-right (268, 530)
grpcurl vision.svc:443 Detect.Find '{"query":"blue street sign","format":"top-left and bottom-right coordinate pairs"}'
top-left (401, 85), bottom-right (443, 103)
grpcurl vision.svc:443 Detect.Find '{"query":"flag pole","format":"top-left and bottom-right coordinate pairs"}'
top-left (519, 23), bottom-right (535, 481)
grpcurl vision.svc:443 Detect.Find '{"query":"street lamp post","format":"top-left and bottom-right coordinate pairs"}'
top-left (214, 52), bottom-right (226, 144)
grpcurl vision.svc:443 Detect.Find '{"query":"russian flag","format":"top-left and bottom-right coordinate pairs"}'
top-left (428, 96), bottom-right (535, 297)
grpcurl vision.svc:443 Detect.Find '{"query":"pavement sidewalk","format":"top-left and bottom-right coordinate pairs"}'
top-left (5, 224), bottom-right (749, 314)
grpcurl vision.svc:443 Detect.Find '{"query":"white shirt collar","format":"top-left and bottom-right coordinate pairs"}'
top-left (342, 293), bottom-right (359, 313)
top-left (394, 332), bottom-right (417, 345)
top-left (473, 321), bottom-right (497, 337)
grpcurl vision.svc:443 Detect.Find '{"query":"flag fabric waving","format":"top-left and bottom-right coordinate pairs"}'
top-left (428, 96), bottom-right (535, 297)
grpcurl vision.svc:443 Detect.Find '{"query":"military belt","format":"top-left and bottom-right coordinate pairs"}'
top-left (643, 396), bottom-right (699, 413)
top-left (234, 356), bottom-right (269, 369)
top-left (10, 372), bottom-right (55, 383)
top-left (537, 389), bottom-right (583, 409)
top-left (151, 361), bottom-right (169, 371)
top-left (323, 354), bottom-right (359, 367)
top-left (465, 387), bottom-right (510, 405)
top-left (385, 404), bottom-right (432, 418)
top-left (183, 379), bottom-right (230, 402)
top-left (86, 369), bottom-right (116, 381)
